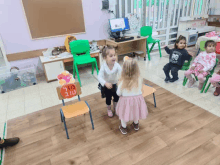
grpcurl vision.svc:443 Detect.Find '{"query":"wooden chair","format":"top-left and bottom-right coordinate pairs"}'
top-left (142, 84), bottom-right (157, 107)
top-left (56, 82), bottom-right (94, 139)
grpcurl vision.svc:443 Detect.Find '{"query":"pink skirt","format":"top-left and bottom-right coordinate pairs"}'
top-left (116, 95), bottom-right (148, 122)
top-left (210, 74), bottom-right (220, 87)
top-left (189, 63), bottom-right (209, 77)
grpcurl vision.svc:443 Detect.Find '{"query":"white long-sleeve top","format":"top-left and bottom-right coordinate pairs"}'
top-left (192, 51), bottom-right (216, 71)
top-left (116, 77), bottom-right (143, 97)
top-left (98, 61), bottom-right (122, 86)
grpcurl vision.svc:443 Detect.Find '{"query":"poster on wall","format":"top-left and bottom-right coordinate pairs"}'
top-left (21, 0), bottom-right (86, 39)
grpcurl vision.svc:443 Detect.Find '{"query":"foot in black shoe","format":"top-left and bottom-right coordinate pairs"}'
top-left (0, 137), bottom-right (20, 148)
top-left (119, 125), bottom-right (127, 135)
top-left (169, 77), bottom-right (179, 82)
top-left (164, 77), bottom-right (171, 83)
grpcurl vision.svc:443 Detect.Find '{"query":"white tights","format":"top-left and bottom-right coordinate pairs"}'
top-left (121, 120), bottom-right (138, 128)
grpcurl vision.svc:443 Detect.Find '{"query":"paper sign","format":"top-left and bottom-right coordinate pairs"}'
top-left (61, 84), bottom-right (77, 99)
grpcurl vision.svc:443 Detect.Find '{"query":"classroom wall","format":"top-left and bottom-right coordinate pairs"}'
top-left (0, 0), bottom-right (111, 55)
top-left (0, 0), bottom-right (111, 75)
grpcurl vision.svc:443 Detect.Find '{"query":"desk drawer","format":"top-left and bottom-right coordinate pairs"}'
top-left (90, 53), bottom-right (99, 58)
top-left (63, 58), bottom-right (73, 63)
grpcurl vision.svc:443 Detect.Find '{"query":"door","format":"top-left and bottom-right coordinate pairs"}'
top-left (44, 61), bottom-right (64, 81)
top-left (0, 35), bottom-right (9, 67)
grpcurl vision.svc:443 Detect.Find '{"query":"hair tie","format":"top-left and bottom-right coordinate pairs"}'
top-left (123, 56), bottom-right (130, 62)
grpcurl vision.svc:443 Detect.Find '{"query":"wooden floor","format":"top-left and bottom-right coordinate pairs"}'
top-left (4, 79), bottom-right (220, 165)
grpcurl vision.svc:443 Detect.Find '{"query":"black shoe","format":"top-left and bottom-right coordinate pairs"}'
top-left (0, 137), bottom-right (20, 148)
top-left (164, 77), bottom-right (171, 83)
top-left (169, 77), bottom-right (179, 82)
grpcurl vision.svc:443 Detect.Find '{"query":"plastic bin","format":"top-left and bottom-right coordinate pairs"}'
top-left (0, 64), bottom-right (37, 93)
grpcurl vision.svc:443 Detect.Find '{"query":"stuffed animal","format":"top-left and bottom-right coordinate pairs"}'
top-left (210, 70), bottom-right (220, 96)
top-left (64, 36), bottom-right (77, 53)
top-left (57, 71), bottom-right (75, 86)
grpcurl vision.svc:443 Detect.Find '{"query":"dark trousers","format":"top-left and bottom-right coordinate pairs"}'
top-left (163, 63), bottom-right (181, 79)
top-left (104, 84), bottom-right (119, 105)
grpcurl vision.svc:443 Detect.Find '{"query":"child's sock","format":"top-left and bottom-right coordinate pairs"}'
top-left (107, 105), bottom-right (113, 117)
top-left (121, 120), bottom-right (127, 128)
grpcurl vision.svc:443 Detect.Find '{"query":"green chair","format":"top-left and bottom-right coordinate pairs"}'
top-left (183, 58), bottom-right (219, 93)
top-left (69, 40), bottom-right (99, 87)
top-left (182, 57), bottom-right (193, 85)
top-left (195, 41), bottom-right (206, 56)
top-left (140, 26), bottom-right (162, 61)
top-left (204, 59), bottom-right (219, 93)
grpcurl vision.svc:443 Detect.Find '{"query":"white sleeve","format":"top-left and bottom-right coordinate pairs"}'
top-left (116, 82), bottom-right (122, 96)
top-left (97, 66), bottom-right (106, 86)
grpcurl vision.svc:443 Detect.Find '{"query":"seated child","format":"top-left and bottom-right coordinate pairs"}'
top-left (116, 57), bottom-right (148, 135)
top-left (163, 35), bottom-right (192, 83)
top-left (209, 70), bottom-right (220, 96)
top-left (185, 40), bottom-right (216, 90)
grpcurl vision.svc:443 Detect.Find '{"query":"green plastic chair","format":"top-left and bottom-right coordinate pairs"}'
top-left (140, 26), bottom-right (162, 61)
top-left (183, 58), bottom-right (219, 93)
top-left (204, 61), bottom-right (219, 93)
top-left (195, 41), bottom-right (206, 56)
top-left (182, 57), bottom-right (193, 85)
top-left (69, 40), bottom-right (99, 87)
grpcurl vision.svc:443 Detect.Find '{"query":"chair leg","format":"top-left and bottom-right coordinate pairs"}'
top-left (183, 77), bottom-right (188, 86)
top-left (74, 64), bottom-right (82, 87)
top-left (149, 43), bottom-right (156, 53)
top-left (146, 43), bottom-right (151, 61)
top-left (85, 101), bottom-right (94, 130)
top-left (153, 93), bottom-right (156, 107)
top-left (89, 110), bottom-right (94, 130)
top-left (63, 117), bottom-right (69, 139)
top-left (201, 77), bottom-right (209, 93)
top-left (95, 61), bottom-right (99, 75)
top-left (205, 82), bottom-right (211, 93)
top-left (60, 109), bottom-right (63, 122)
top-left (73, 65), bottom-right (76, 78)
top-left (91, 63), bottom-right (94, 75)
top-left (158, 42), bottom-right (162, 58)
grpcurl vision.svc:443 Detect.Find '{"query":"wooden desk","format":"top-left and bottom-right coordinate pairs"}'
top-left (106, 36), bottom-right (147, 60)
top-left (40, 51), bottom-right (100, 82)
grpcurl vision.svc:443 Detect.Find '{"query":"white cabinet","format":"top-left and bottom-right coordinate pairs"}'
top-left (44, 61), bottom-right (64, 81)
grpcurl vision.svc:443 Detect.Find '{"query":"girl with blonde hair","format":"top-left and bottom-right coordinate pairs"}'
top-left (116, 57), bottom-right (148, 134)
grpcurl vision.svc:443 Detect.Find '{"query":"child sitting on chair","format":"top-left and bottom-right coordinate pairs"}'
top-left (209, 70), bottom-right (220, 96)
top-left (163, 35), bottom-right (192, 83)
top-left (98, 45), bottom-right (122, 118)
top-left (116, 57), bottom-right (148, 135)
top-left (185, 40), bottom-right (216, 90)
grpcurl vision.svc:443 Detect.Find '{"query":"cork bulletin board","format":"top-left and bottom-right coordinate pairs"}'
top-left (21, 0), bottom-right (86, 39)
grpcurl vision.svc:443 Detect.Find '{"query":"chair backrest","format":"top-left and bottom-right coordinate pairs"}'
top-left (210, 58), bottom-right (219, 75)
top-left (216, 42), bottom-right (220, 54)
top-left (140, 26), bottom-right (153, 37)
top-left (56, 82), bottom-right (82, 100)
top-left (69, 40), bottom-right (90, 58)
top-left (199, 41), bottom-right (206, 52)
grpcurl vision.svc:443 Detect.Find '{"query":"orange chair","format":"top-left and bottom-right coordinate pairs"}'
top-left (56, 82), bottom-right (94, 139)
top-left (142, 84), bottom-right (157, 107)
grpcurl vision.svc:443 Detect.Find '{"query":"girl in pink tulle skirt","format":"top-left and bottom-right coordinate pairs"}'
top-left (116, 57), bottom-right (148, 135)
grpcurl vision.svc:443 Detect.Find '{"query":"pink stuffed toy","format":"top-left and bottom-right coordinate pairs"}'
top-left (57, 71), bottom-right (75, 86)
